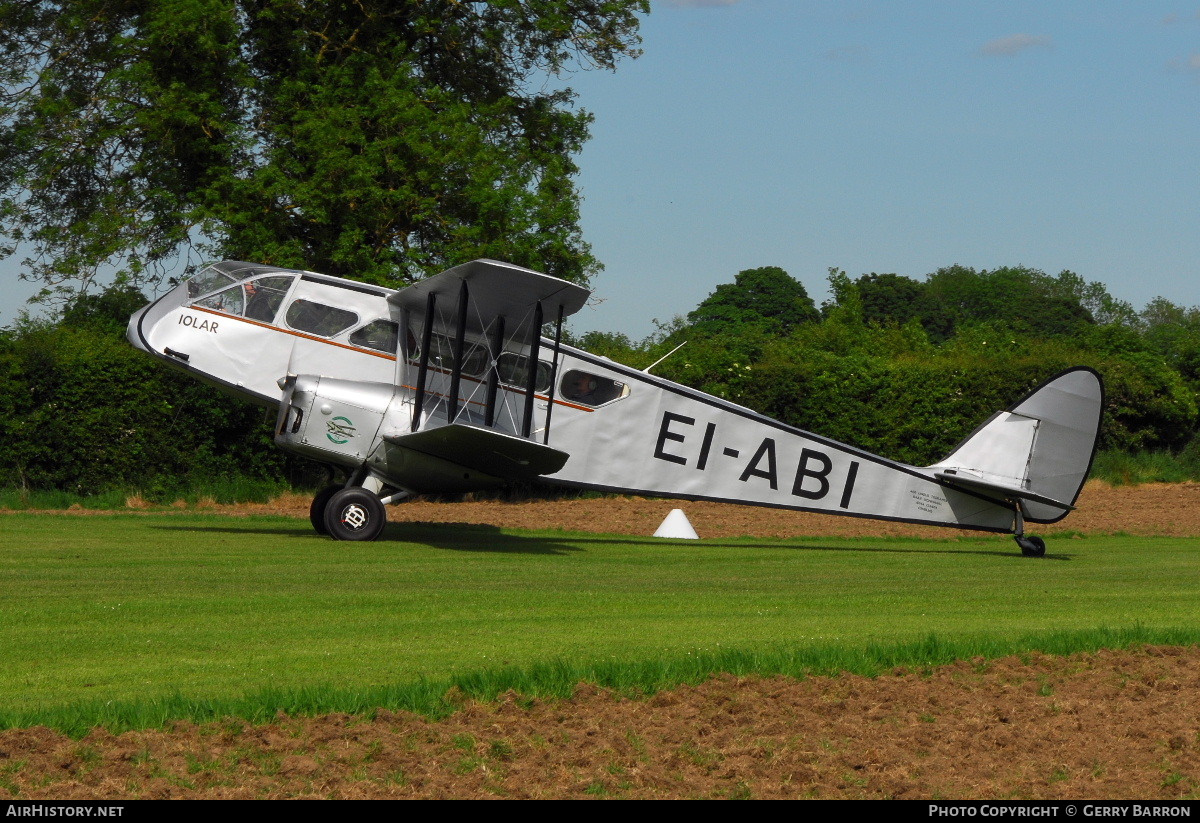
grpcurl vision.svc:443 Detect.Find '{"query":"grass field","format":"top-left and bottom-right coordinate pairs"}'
top-left (2, 512), bottom-right (1198, 732)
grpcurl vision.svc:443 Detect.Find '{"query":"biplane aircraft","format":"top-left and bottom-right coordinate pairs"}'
top-left (127, 259), bottom-right (1103, 556)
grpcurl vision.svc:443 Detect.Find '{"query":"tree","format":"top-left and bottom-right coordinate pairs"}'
top-left (60, 282), bottom-right (149, 338)
top-left (1052, 270), bottom-right (1137, 327)
top-left (853, 272), bottom-right (928, 327)
top-left (0, 0), bottom-right (648, 303)
top-left (1138, 296), bottom-right (1200, 384)
top-left (922, 265), bottom-right (1093, 341)
top-left (687, 266), bottom-right (819, 334)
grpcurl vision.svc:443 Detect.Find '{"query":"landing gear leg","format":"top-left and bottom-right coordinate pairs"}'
top-left (1011, 502), bottom-right (1047, 557)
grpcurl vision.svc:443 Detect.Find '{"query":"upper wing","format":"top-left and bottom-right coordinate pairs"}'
top-left (389, 259), bottom-right (590, 338)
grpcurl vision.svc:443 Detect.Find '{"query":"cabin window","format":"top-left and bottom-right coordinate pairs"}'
top-left (459, 343), bottom-right (488, 375)
top-left (409, 333), bottom-right (488, 375)
top-left (243, 276), bottom-right (294, 323)
top-left (350, 319), bottom-right (399, 353)
top-left (497, 353), bottom-right (554, 394)
top-left (560, 369), bottom-right (628, 406)
top-left (285, 299), bottom-right (359, 338)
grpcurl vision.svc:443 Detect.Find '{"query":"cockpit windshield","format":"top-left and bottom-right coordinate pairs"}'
top-left (192, 275), bottom-right (296, 325)
top-left (186, 266), bottom-right (238, 299)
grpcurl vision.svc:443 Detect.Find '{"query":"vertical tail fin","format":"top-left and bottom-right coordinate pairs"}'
top-left (928, 367), bottom-right (1104, 523)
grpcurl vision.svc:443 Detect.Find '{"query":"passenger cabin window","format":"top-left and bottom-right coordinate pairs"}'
top-left (350, 319), bottom-right (399, 353)
top-left (191, 275), bottom-right (295, 323)
top-left (285, 299), bottom-right (358, 337)
top-left (408, 333), bottom-right (488, 375)
top-left (497, 353), bottom-right (553, 394)
top-left (561, 369), bottom-right (628, 406)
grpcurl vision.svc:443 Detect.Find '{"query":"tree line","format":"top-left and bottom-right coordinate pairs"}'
top-left (2, 262), bottom-right (1198, 499)
top-left (574, 265), bottom-right (1199, 469)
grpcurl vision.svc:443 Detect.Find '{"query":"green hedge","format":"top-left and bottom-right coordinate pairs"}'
top-left (0, 322), bottom-right (300, 497)
top-left (2, 313), bottom-right (1198, 495)
top-left (652, 324), bottom-right (1197, 466)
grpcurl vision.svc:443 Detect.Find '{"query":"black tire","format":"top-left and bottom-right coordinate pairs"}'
top-left (309, 485), bottom-right (341, 535)
top-left (324, 488), bottom-right (387, 542)
top-left (1017, 535), bottom-right (1047, 557)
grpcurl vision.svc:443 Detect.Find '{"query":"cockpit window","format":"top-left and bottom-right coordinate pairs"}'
top-left (193, 284), bottom-right (244, 315)
top-left (560, 369), bottom-right (628, 406)
top-left (244, 276), bottom-right (294, 323)
top-left (285, 299), bottom-right (358, 337)
top-left (349, 319), bottom-right (399, 353)
top-left (190, 275), bottom-right (294, 323)
top-left (186, 267), bottom-right (238, 299)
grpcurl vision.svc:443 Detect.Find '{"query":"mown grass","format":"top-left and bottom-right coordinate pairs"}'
top-left (2, 512), bottom-right (1198, 735)
top-left (2, 448), bottom-right (1199, 513)
top-left (0, 477), bottom-right (291, 510)
top-left (0, 448), bottom-right (1198, 511)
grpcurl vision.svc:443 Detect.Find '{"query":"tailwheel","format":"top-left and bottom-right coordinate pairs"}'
top-left (309, 484), bottom-right (342, 535)
top-left (324, 488), bottom-right (387, 542)
top-left (1015, 535), bottom-right (1046, 557)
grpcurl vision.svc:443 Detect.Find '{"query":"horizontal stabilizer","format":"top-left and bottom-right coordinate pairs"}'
top-left (935, 470), bottom-right (1075, 512)
top-left (928, 367), bottom-right (1102, 523)
top-left (383, 424), bottom-right (570, 481)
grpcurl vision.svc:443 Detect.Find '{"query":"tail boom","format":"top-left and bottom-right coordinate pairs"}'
top-left (546, 355), bottom-right (1103, 535)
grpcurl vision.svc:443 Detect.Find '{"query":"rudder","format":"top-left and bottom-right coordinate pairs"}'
top-left (928, 367), bottom-right (1104, 523)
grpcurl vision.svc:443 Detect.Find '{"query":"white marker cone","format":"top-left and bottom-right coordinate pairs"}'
top-left (653, 508), bottom-right (699, 539)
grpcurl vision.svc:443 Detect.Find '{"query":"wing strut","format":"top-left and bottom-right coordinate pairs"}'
top-left (543, 304), bottom-right (565, 444)
top-left (447, 279), bottom-right (469, 424)
top-left (396, 303), bottom-right (411, 387)
top-left (483, 315), bottom-right (505, 427)
top-left (521, 301), bottom-right (543, 437)
top-left (411, 291), bottom-right (436, 432)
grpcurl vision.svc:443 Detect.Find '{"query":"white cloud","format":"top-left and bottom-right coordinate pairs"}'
top-left (1167, 52), bottom-right (1200, 73)
top-left (1160, 10), bottom-right (1200, 24)
top-left (978, 33), bottom-right (1054, 57)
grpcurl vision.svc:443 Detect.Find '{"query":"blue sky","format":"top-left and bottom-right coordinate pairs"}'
top-left (565, 0), bottom-right (1200, 338)
top-left (3, 0), bottom-right (1199, 338)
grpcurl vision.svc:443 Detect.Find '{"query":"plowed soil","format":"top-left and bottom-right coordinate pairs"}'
top-left (4, 481), bottom-right (1200, 800)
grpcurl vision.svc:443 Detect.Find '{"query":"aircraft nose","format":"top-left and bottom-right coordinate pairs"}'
top-left (125, 280), bottom-right (190, 354)
top-left (126, 305), bottom-right (150, 351)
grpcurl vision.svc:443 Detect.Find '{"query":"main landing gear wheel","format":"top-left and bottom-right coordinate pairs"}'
top-left (1015, 535), bottom-right (1047, 557)
top-left (309, 485), bottom-right (341, 535)
top-left (324, 488), bottom-right (387, 542)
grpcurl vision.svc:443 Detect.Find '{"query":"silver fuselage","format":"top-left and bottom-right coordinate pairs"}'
top-left (129, 262), bottom-right (1100, 532)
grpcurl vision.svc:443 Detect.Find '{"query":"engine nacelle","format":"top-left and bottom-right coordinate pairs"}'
top-left (276, 375), bottom-right (394, 467)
